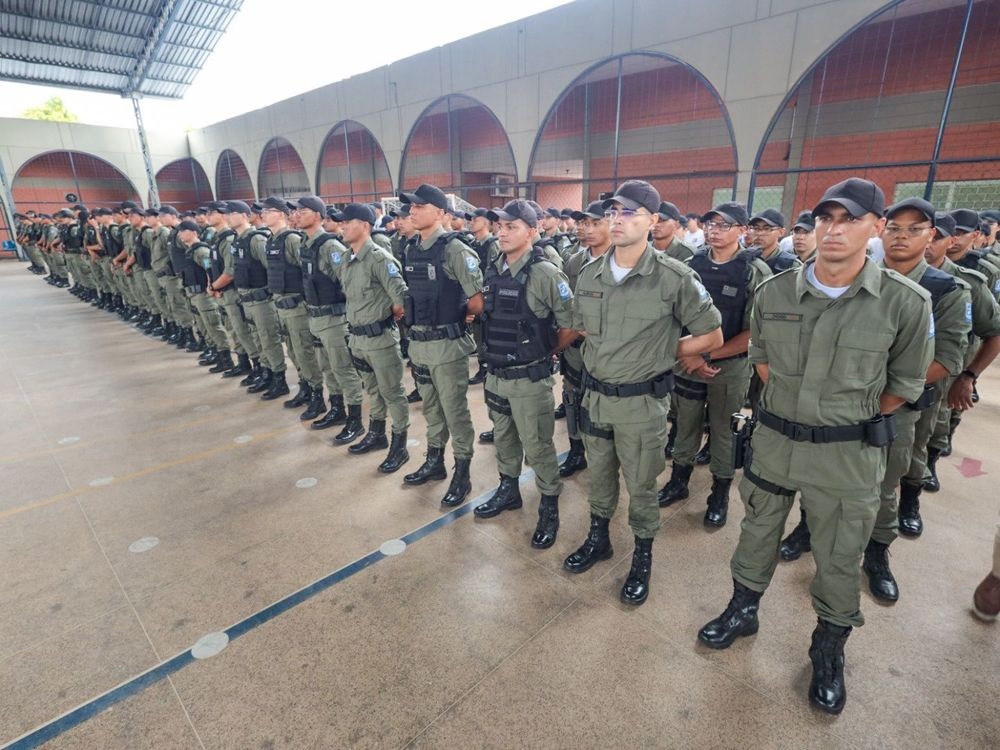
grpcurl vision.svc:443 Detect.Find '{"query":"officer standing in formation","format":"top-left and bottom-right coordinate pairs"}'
top-left (649, 201), bottom-right (695, 261)
top-left (466, 208), bottom-right (500, 385)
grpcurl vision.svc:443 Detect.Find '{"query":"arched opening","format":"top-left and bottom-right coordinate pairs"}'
top-left (216, 149), bottom-right (255, 202)
top-left (154, 158), bottom-right (213, 210)
top-left (529, 52), bottom-right (737, 213)
top-left (399, 95), bottom-right (517, 208)
top-left (316, 121), bottom-right (393, 204)
top-left (13, 150), bottom-right (141, 213)
top-left (257, 138), bottom-right (311, 198)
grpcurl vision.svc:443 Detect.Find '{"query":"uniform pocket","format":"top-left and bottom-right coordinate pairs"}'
top-left (762, 323), bottom-right (803, 375)
top-left (831, 329), bottom-right (892, 384)
top-left (575, 297), bottom-right (603, 337)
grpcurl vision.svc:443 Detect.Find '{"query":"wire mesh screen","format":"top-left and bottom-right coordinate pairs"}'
top-left (216, 149), bottom-right (255, 201)
top-left (317, 121), bottom-right (393, 204)
top-left (530, 53), bottom-right (736, 212)
top-left (400, 95), bottom-right (517, 208)
top-left (154, 158), bottom-right (214, 210)
top-left (257, 137), bottom-right (311, 198)
top-left (12, 151), bottom-right (140, 212)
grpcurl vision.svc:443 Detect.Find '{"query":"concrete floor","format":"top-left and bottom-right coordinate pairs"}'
top-left (1, 259), bottom-right (997, 750)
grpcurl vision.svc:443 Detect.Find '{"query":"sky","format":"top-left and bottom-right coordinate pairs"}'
top-left (0, 0), bottom-right (572, 133)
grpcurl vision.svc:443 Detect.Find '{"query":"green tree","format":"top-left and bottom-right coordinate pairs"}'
top-left (22, 96), bottom-right (79, 122)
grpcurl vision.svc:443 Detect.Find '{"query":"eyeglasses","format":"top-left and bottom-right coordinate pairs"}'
top-left (883, 224), bottom-right (933, 237)
top-left (704, 221), bottom-right (736, 232)
top-left (748, 225), bottom-right (780, 233)
top-left (603, 209), bottom-right (649, 220)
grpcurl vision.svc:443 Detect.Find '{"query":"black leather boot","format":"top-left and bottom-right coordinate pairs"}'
top-left (897, 481), bottom-right (923, 537)
top-left (185, 330), bottom-right (202, 352)
top-left (558, 438), bottom-right (587, 477)
top-left (312, 395), bottom-right (346, 430)
top-left (300, 388), bottom-right (326, 420)
top-left (148, 315), bottom-right (165, 337)
top-left (441, 458), bottom-right (472, 507)
top-left (174, 326), bottom-right (189, 349)
top-left (283, 381), bottom-right (311, 409)
top-left (704, 475), bottom-right (731, 528)
top-left (621, 536), bottom-right (653, 605)
top-left (863, 539), bottom-right (899, 603)
top-left (222, 352), bottom-right (251, 379)
top-left (209, 350), bottom-right (234, 374)
top-left (563, 514), bottom-right (613, 573)
top-left (478, 429), bottom-right (494, 444)
top-left (406, 387), bottom-right (422, 403)
top-left (247, 367), bottom-right (272, 394)
top-left (698, 579), bottom-right (762, 649)
top-left (808, 618), bottom-right (851, 715)
top-left (657, 463), bottom-right (693, 507)
top-left (923, 448), bottom-right (941, 492)
top-left (403, 446), bottom-right (447, 485)
top-left (348, 418), bottom-right (386, 453)
top-left (531, 495), bottom-right (559, 549)
top-left (261, 370), bottom-right (290, 400)
top-left (240, 359), bottom-right (261, 387)
top-left (664, 419), bottom-right (677, 458)
top-left (780, 508), bottom-right (811, 561)
top-left (553, 402), bottom-right (566, 420)
top-left (467, 364), bottom-right (487, 385)
top-left (378, 431), bottom-right (410, 473)
top-left (198, 347), bottom-right (217, 366)
top-left (694, 434), bottom-right (711, 465)
top-left (162, 321), bottom-right (176, 342)
top-left (474, 475), bottom-right (523, 518)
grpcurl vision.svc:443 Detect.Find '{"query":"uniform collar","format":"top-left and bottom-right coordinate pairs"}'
top-left (351, 237), bottom-right (378, 261)
top-left (419, 226), bottom-right (446, 250)
top-left (593, 245), bottom-right (656, 282)
top-left (796, 256), bottom-right (883, 300)
top-left (495, 247), bottom-right (532, 276)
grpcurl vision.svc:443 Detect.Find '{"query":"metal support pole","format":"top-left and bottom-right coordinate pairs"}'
top-left (0, 156), bottom-right (24, 259)
top-left (131, 94), bottom-right (160, 207)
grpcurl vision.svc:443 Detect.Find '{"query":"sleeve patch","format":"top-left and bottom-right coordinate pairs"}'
top-left (928, 312), bottom-right (935, 339)
top-left (465, 255), bottom-right (479, 272)
top-left (557, 281), bottom-right (571, 300)
top-left (387, 262), bottom-right (399, 277)
top-left (331, 250), bottom-right (342, 265)
top-left (966, 302), bottom-right (973, 323)
top-left (693, 279), bottom-right (710, 300)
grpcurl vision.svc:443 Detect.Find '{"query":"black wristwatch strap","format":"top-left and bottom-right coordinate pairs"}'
top-left (961, 369), bottom-right (978, 383)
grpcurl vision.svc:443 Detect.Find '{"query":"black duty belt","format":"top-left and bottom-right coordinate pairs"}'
top-left (408, 323), bottom-right (467, 341)
top-left (274, 294), bottom-right (303, 310)
top-left (239, 288), bottom-right (271, 303)
top-left (349, 315), bottom-right (396, 337)
top-left (307, 303), bottom-right (346, 317)
top-left (570, 337), bottom-right (584, 349)
top-left (581, 368), bottom-right (674, 398)
top-left (757, 407), bottom-right (896, 446)
top-left (155, 269), bottom-right (172, 278)
top-left (489, 361), bottom-right (551, 382)
top-left (745, 464), bottom-right (796, 497)
top-left (185, 284), bottom-right (206, 295)
top-left (560, 357), bottom-right (582, 389)
top-left (710, 353), bottom-right (749, 364)
top-left (906, 384), bottom-right (937, 411)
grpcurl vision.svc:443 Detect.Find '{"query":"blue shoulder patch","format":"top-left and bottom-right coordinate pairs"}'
top-left (557, 281), bottom-right (571, 300)
top-left (387, 262), bottom-right (399, 277)
top-left (331, 250), bottom-right (342, 265)
top-left (928, 312), bottom-right (935, 339)
top-left (966, 302), bottom-right (973, 323)
top-left (465, 255), bottom-right (479, 272)
top-left (693, 278), bottom-right (710, 300)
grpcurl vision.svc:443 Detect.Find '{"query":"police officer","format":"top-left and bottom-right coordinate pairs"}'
top-left (650, 201), bottom-right (695, 261)
top-left (951, 208), bottom-right (1000, 300)
top-left (698, 178), bottom-right (933, 715)
top-left (328, 203), bottom-right (411, 473)
top-left (563, 181), bottom-right (722, 605)
top-left (467, 208), bottom-right (501, 385)
top-left (539, 207), bottom-right (572, 261)
top-left (397, 184), bottom-right (484, 507)
top-left (790, 211), bottom-right (817, 263)
top-left (473, 200), bottom-right (576, 548)
top-left (658, 202), bottom-right (771, 527)
top-left (747, 209), bottom-right (799, 273)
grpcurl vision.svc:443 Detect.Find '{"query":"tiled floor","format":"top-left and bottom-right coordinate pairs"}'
top-left (1, 260), bottom-right (997, 749)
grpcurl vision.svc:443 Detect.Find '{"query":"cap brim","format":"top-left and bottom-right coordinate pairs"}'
top-left (812, 198), bottom-right (868, 219)
top-left (486, 209), bottom-right (514, 223)
top-left (793, 222), bottom-right (814, 230)
top-left (602, 196), bottom-right (642, 211)
top-left (885, 206), bottom-right (933, 223)
top-left (953, 224), bottom-right (978, 232)
top-left (398, 192), bottom-right (428, 206)
top-left (934, 226), bottom-right (955, 237)
top-left (749, 215), bottom-right (780, 227)
top-left (702, 210), bottom-right (738, 224)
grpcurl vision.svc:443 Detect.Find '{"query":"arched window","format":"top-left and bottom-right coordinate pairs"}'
top-left (216, 149), bottom-right (255, 202)
top-left (257, 138), bottom-right (311, 198)
top-left (317, 121), bottom-right (393, 204)
top-left (13, 151), bottom-right (140, 212)
top-left (154, 158), bottom-right (213, 210)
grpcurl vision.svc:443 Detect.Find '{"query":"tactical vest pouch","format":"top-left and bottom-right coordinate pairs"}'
top-left (906, 384), bottom-right (937, 411)
top-left (410, 363), bottom-right (433, 385)
top-left (673, 375), bottom-right (708, 401)
top-left (579, 408), bottom-right (613, 440)
top-left (274, 295), bottom-right (303, 310)
top-left (484, 389), bottom-right (512, 416)
top-left (350, 353), bottom-right (374, 373)
top-left (864, 414), bottom-right (897, 447)
top-left (240, 289), bottom-right (271, 303)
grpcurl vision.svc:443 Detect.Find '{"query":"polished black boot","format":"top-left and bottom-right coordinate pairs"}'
top-left (261, 370), bottom-right (290, 400)
top-left (377, 431), bottom-right (410, 473)
top-left (246, 367), bottom-right (272, 394)
top-left (558, 438), bottom-right (587, 478)
top-left (300, 389), bottom-right (325, 421)
top-left (467, 363), bottom-right (487, 385)
top-left (336, 406), bottom-right (367, 445)
top-left (160, 321), bottom-right (175, 342)
top-left (704, 476), bottom-right (731, 528)
top-left (657, 463), bottom-right (693, 507)
top-left (403, 446), bottom-right (447, 485)
top-left (922, 448), bottom-right (941, 492)
top-left (283, 381), bottom-right (311, 409)
top-left (184, 330), bottom-right (202, 353)
top-left (697, 579), bottom-right (762, 649)
top-left (208, 350), bottom-right (234, 374)
top-left (863, 539), bottom-right (899, 603)
top-left (664, 419), bottom-right (677, 458)
top-left (621, 536), bottom-right (653, 605)
top-left (348, 418), bottom-right (386, 453)
top-left (240, 359), bottom-right (261, 387)
top-left (222, 352), bottom-right (251, 379)
top-left (148, 315), bottom-right (165, 337)
top-left (478, 429), bottom-right (494, 444)
top-left (198, 347), bottom-right (218, 366)
top-left (531, 495), bottom-right (559, 549)
top-left (312, 395), bottom-right (346, 430)
top-left (694, 434), bottom-right (711, 465)
top-left (474, 475), bottom-right (523, 518)
top-left (563, 514), bottom-right (613, 573)
top-left (553, 402), bottom-right (566, 420)
top-left (406, 387), bottom-right (422, 403)
top-left (166, 322), bottom-right (181, 344)
top-left (897, 481), bottom-right (923, 537)
top-left (780, 508), bottom-right (811, 561)
top-left (808, 618), bottom-right (851, 715)
top-left (441, 458), bottom-right (472, 507)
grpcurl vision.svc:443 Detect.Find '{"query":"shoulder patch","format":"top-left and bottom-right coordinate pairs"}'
top-left (557, 281), bottom-right (571, 300)
top-left (692, 278), bottom-right (710, 301)
top-left (928, 312), bottom-right (935, 339)
top-left (465, 255), bottom-right (479, 272)
top-left (331, 250), bottom-right (343, 265)
top-left (965, 302), bottom-right (973, 323)
top-left (387, 261), bottom-right (399, 277)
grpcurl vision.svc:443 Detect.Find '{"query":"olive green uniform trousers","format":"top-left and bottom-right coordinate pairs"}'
top-left (309, 313), bottom-right (364, 405)
top-left (411, 357), bottom-right (475, 460)
top-left (218, 289), bottom-right (260, 359)
top-left (872, 406), bottom-right (922, 545)
top-left (241, 296), bottom-right (285, 373)
top-left (189, 292), bottom-right (229, 351)
top-left (352, 343), bottom-right (409, 434)
top-left (275, 299), bottom-right (322, 389)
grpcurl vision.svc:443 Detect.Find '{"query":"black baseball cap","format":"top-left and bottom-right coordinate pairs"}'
top-left (226, 200), bottom-right (251, 215)
top-left (71, 203), bottom-right (87, 211)
top-left (950, 208), bottom-right (980, 232)
top-left (119, 200), bottom-right (139, 212)
top-left (544, 207), bottom-right (562, 219)
top-left (526, 200), bottom-right (545, 222)
top-left (295, 196), bottom-right (326, 214)
top-left (250, 202), bottom-right (264, 214)
top-left (885, 197), bottom-right (935, 223)
top-left (656, 201), bottom-right (684, 222)
top-left (487, 200), bottom-right (539, 228)
top-left (390, 204), bottom-right (411, 218)
top-left (793, 211), bottom-right (816, 231)
top-left (92, 207), bottom-right (113, 216)
top-left (177, 219), bottom-right (200, 233)
top-left (399, 183), bottom-right (448, 210)
top-left (602, 179), bottom-right (660, 214)
top-left (703, 201), bottom-right (750, 226)
top-left (471, 208), bottom-right (490, 219)
top-left (143, 208), bottom-right (159, 218)
top-left (325, 206), bottom-right (346, 221)
top-left (195, 206), bottom-right (208, 215)
top-left (157, 204), bottom-right (178, 217)
top-left (260, 196), bottom-right (290, 213)
top-left (980, 209), bottom-right (1000, 223)
top-left (934, 211), bottom-right (957, 237)
top-left (749, 208), bottom-right (786, 227)
top-left (572, 200), bottom-right (605, 221)
top-left (812, 178), bottom-right (885, 218)
top-left (205, 201), bottom-right (227, 213)
top-left (341, 203), bottom-right (375, 224)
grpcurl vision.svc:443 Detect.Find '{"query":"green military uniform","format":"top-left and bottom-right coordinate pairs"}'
top-left (162, 226), bottom-right (195, 331)
top-left (19, 220), bottom-right (47, 271)
top-left (733, 258), bottom-right (933, 627)
top-left (235, 227), bottom-right (286, 374)
top-left (47, 223), bottom-right (69, 283)
top-left (329, 237), bottom-right (410, 434)
top-left (267, 229), bottom-right (323, 391)
top-left (138, 226), bottom-right (167, 319)
top-left (371, 230), bottom-right (393, 253)
top-left (559, 246), bottom-right (598, 447)
top-left (534, 237), bottom-right (564, 270)
top-left (575, 247), bottom-right (721, 538)
top-left (151, 224), bottom-right (179, 327)
top-left (654, 237), bottom-right (696, 262)
top-left (187, 241), bottom-right (230, 351)
top-left (404, 227), bottom-right (484, 461)
top-left (468, 232), bottom-right (501, 372)
top-left (215, 228), bottom-right (260, 360)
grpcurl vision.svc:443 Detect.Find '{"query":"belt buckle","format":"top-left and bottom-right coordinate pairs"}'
top-left (790, 423), bottom-right (813, 442)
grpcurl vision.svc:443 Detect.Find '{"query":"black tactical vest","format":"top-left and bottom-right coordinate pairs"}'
top-left (167, 228), bottom-right (187, 277)
top-left (180, 242), bottom-right (211, 291)
top-left (133, 227), bottom-right (153, 269)
top-left (403, 232), bottom-right (468, 327)
top-left (300, 233), bottom-right (346, 307)
top-left (482, 255), bottom-right (556, 368)
top-left (918, 264), bottom-right (959, 307)
top-left (469, 234), bottom-right (497, 269)
top-left (65, 223), bottom-right (84, 253)
top-left (688, 249), bottom-right (752, 341)
top-left (265, 229), bottom-right (304, 294)
top-left (208, 229), bottom-right (235, 288)
top-left (233, 229), bottom-right (270, 289)
top-left (755, 246), bottom-right (798, 273)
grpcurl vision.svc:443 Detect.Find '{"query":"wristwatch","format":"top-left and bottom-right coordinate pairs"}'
top-left (960, 369), bottom-right (978, 383)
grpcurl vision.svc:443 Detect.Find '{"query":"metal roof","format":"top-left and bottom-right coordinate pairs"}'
top-left (0, 0), bottom-right (242, 99)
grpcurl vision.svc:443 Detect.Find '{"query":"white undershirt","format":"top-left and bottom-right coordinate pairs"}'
top-left (607, 252), bottom-right (631, 283)
top-left (806, 264), bottom-right (850, 299)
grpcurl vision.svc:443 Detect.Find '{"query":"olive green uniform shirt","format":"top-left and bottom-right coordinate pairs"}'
top-left (574, 247), bottom-right (722, 424)
top-left (748, 258), bottom-right (934, 491)
top-left (371, 231), bottom-right (392, 252)
top-left (219, 231), bottom-right (237, 275)
top-left (151, 225), bottom-right (172, 273)
top-left (328, 237), bottom-right (408, 352)
top-left (652, 237), bottom-right (696, 262)
top-left (894, 259), bottom-right (971, 377)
